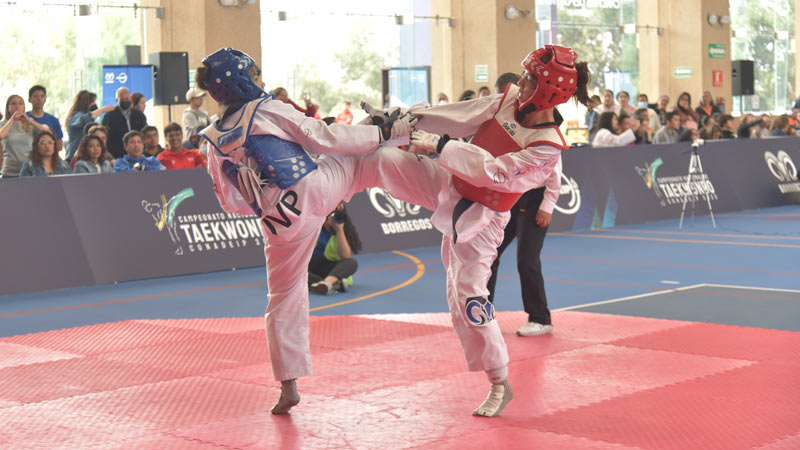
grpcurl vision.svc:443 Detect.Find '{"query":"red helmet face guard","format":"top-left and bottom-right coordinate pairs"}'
top-left (517, 45), bottom-right (578, 112)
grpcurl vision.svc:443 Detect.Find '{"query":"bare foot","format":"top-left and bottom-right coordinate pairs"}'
top-left (271, 379), bottom-right (300, 414)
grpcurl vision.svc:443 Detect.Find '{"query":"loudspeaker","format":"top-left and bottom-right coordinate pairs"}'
top-left (125, 45), bottom-right (141, 65)
top-left (731, 60), bottom-right (754, 96)
top-left (149, 52), bottom-right (189, 105)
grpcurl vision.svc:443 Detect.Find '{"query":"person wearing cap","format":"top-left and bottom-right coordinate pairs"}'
top-left (182, 87), bottom-right (210, 140)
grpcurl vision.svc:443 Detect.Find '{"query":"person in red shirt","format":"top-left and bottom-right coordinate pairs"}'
top-left (156, 122), bottom-right (207, 170)
top-left (335, 101), bottom-right (353, 124)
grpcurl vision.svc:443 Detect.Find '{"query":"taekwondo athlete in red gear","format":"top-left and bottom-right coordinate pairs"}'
top-left (360, 45), bottom-right (590, 417)
top-left (197, 48), bottom-right (416, 415)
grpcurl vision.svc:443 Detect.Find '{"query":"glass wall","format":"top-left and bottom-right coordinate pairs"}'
top-left (730, 0), bottom-right (796, 113)
top-left (535, 0), bottom-right (639, 96)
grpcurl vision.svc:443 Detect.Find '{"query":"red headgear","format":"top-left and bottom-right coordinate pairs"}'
top-left (517, 45), bottom-right (578, 112)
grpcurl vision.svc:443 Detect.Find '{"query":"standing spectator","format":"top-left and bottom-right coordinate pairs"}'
top-left (335, 101), bottom-right (354, 124)
top-left (718, 114), bottom-right (736, 138)
top-left (309, 203), bottom-right (361, 295)
top-left (182, 88), bottom-right (210, 138)
top-left (617, 91), bottom-right (636, 115)
top-left (131, 92), bottom-right (146, 114)
top-left (637, 93), bottom-right (661, 130)
top-left (673, 92), bottom-right (700, 130)
top-left (653, 111), bottom-right (682, 144)
top-left (270, 87), bottom-right (319, 119)
top-left (458, 89), bottom-right (476, 102)
top-left (113, 130), bottom-right (164, 172)
top-left (156, 123), bottom-right (207, 170)
top-left (596, 89), bottom-right (621, 115)
top-left (591, 111), bottom-right (636, 147)
top-left (1, 95), bottom-right (51, 178)
top-left (142, 125), bottom-right (163, 156)
top-left (486, 73), bottom-right (560, 338)
top-left (769, 115), bottom-right (793, 136)
top-left (64, 90), bottom-right (114, 161)
top-left (102, 87), bottom-right (148, 159)
top-left (73, 135), bottom-right (114, 174)
top-left (26, 85), bottom-right (63, 153)
top-left (652, 94), bottom-right (670, 128)
top-left (585, 94), bottom-right (601, 142)
top-left (18, 130), bottom-right (71, 177)
top-left (695, 91), bottom-right (721, 119)
top-left (634, 108), bottom-right (654, 144)
top-left (477, 86), bottom-right (491, 97)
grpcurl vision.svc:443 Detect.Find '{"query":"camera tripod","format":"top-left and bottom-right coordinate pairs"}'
top-left (679, 140), bottom-right (717, 230)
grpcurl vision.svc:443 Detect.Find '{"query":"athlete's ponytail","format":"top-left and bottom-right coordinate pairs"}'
top-left (573, 62), bottom-right (591, 107)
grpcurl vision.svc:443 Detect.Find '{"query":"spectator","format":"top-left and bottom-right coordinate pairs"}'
top-left (182, 88), bottom-right (210, 138)
top-left (695, 90), bottom-right (721, 119)
top-left (26, 85), bottom-right (63, 153)
top-left (436, 92), bottom-right (449, 105)
top-left (73, 135), bottom-right (114, 174)
top-left (679, 128), bottom-right (699, 142)
top-left (653, 94), bottom-right (670, 127)
top-left (617, 90), bottom-right (636, 115)
top-left (596, 89), bottom-right (621, 115)
top-left (182, 128), bottom-right (204, 152)
top-left (769, 114), bottom-right (794, 136)
top-left (309, 203), bottom-right (361, 295)
top-left (142, 125), bottom-right (163, 156)
top-left (113, 130), bottom-right (164, 172)
top-left (718, 115), bottom-right (736, 138)
top-left (637, 93), bottom-right (661, 130)
top-left (754, 114), bottom-right (772, 138)
top-left (335, 101), bottom-right (353, 124)
top-left (1, 95), bottom-right (51, 178)
top-left (477, 86), bottom-right (491, 97)
top-left (634, 108), bottom-right (653, 144)
top-left (131, 92), bottom-right (146, 114)
top-left (737, 113), bottom-right (760, 139)
top-left (710, 124), bottom-right (723, 139)
top-left (157, 123), bottom-right (207, 170)
top-left (585, 94), bottom-right (601, 142)
top-left (698, 115), bottom-right (717, 140)
top-left (653, 111), bottom-right (681, 144)
top-left (19, 129), bottom-right (71, 177)
top-left (64, 90), bottom-right (115, 162)
top-left (673, 92), bottom-right (699, 130)
top-left (458, 89), bottom-right (476, 102)
top-left (591, 111), bottom-right (636, 147)
top-left (270, 87), bottom-right (320, 119)
top-left (102, 87), bottom-right (148, 159)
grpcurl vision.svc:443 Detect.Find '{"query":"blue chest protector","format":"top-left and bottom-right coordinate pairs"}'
top-left (244, 134), bottom-right (316, 189)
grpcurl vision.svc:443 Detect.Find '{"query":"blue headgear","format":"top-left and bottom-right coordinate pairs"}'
top-left (202, 48), bottom-right (264, 104)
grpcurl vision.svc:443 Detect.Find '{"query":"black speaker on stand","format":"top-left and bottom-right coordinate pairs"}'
top-left (149, 52), bottom-right (189, 123)
top-left (732, 60), bottom-right (754, 113)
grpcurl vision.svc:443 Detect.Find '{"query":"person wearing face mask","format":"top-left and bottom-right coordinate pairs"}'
top-left (64, 90), bottom-right (115, 162)
top-left (102, 87), bottom-right (148, 159)
top-left (636, 93), bottom-right (660, 130)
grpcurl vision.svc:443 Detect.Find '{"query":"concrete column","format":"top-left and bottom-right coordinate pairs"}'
top-left (141, 0), bottom-right (262, 130)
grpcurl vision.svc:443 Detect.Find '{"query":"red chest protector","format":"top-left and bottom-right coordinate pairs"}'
top-left (453, 84), bottom-right (569, 212)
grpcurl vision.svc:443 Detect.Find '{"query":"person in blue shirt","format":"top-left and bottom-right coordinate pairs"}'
top-left (26, 85), bottom-right (64, 153)
top-left (309, 202), bottom-right (361, 295)
top-left (113, 130), bottom-right (165, 172)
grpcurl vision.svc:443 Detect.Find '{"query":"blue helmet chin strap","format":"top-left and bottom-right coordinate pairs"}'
top-left (202, 48), bottom-right (265, 105)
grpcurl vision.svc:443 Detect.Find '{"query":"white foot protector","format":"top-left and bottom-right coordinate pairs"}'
top-left (472, 380), bottom-right (514, 417)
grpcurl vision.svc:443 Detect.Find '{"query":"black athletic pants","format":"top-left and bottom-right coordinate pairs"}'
top-left (308, 255), bottom-right (358, 285)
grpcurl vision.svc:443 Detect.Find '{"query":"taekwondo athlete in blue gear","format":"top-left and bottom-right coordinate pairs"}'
top-left (196, 47), bottom-right (418, 415)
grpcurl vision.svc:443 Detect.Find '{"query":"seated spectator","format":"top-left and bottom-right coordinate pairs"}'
top-left (679, 128), bottom-right (700, 142)
top-left (1, 94), bottom-right (52, 178)
top-left (718, 114), bottom-right (736, 138)
top-left (769, 114), bottom-right (794, 136)
top-left (591, 112), bottom-right (636, 147)
top-left (27, 85), bottom-right (64, 153)
top-left (695, 90), bottom-right (721, 119)
top-left (710, 125), bottom-right (723, 140)
top-left (634, 108), bottom-right (653, 144)
top-left (596, 89), bottom-right (621, 115)
top-left (64, 90), bottom-right (115, 161)
top-left (157, 123), bottom-right (207, 170)
top-left (436, 92), bottom-right (449, 105)
top-left (754, 114), bottom-right (772, 138)
top-left (477, 86), bottom-right (491, 97)
top-left (674, 92), bottom-right (699, 130)
top-left (309, 203), bottom-right (361, 295)
top-left (19, 129), bottom-right (71, 177)
top-left (653, 94), bottom-right (670, 127)
top-left (585, 94), bottom-right (601, 142)
top-left (653, 111), bottom-right (682, 144)
top-left (113, 130), bottom-right (164, 172)
top-left (617, 90), bottom-right (636, 115)
top-left (458, 89), bottom-right (476, 102)
top-left (70, 124), bottom-right (111, 168)
top-left (142, 125), bottom-right (163, 156)
top-left (73, 135), bottom-right (114, 174)
top-left (637, 93), bottom-right (660, 130)
top-left (737, 113), bottom-right (759, 139)
top-left (698, 115), bottom-right (717, 140)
